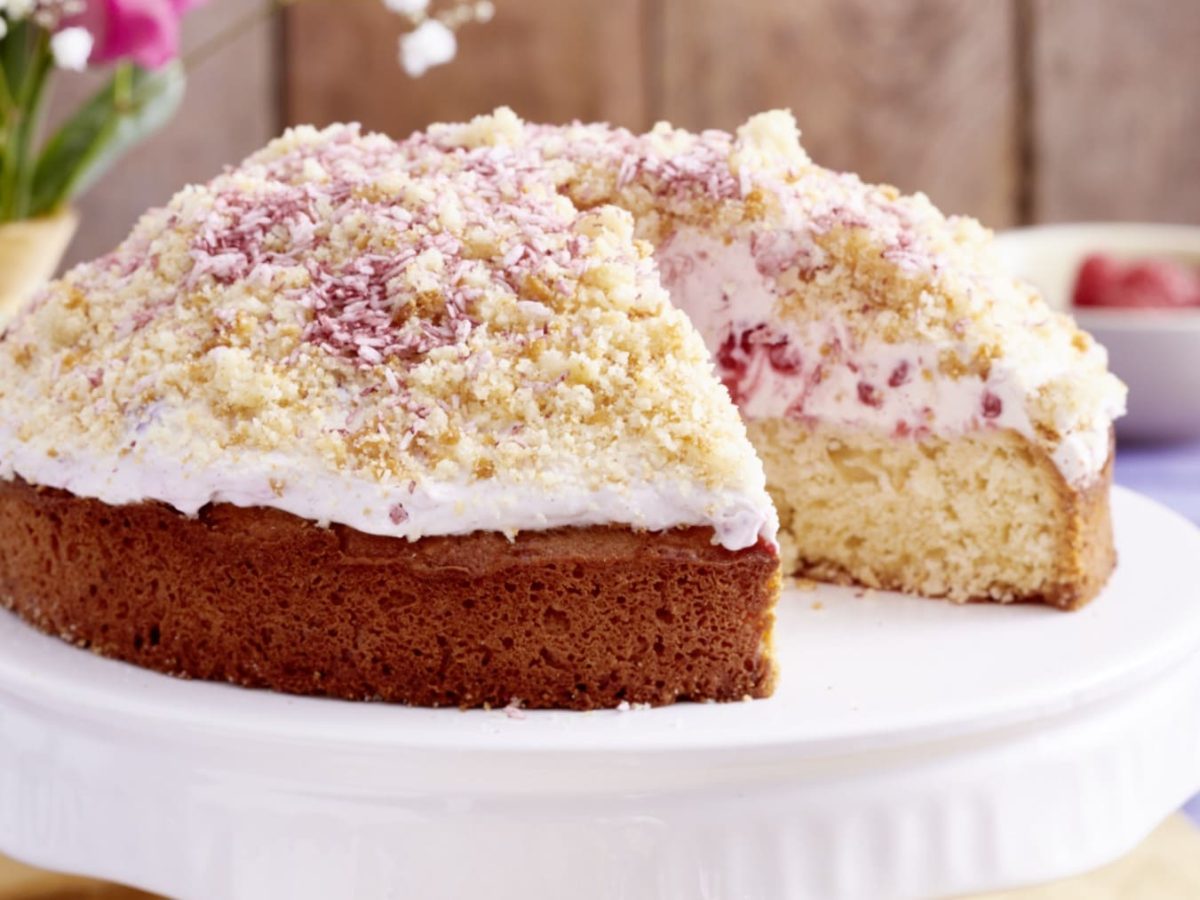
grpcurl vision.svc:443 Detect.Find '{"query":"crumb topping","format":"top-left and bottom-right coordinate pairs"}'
top-left (0, 119), bottom-right (762, 506)
top-left (0, 105), bottom-right (1122, 518)
top-left (416, 108), bottom-right (1123, 458)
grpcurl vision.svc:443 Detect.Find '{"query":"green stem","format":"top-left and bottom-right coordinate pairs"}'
top-left (0, 25), bottom-right (52, 222)
top-left (0, 56), bottom-right (14, 113)
top-left (0, 52), bottom-right (10, 212)
top-left (0, 22), bottom-right (28, 221)
top-left (113, 61), bottom-right (134, 111)
top-left (12, 32), bottom-right (53, 220)
top-left (0, 114), bottom-right (22, 221)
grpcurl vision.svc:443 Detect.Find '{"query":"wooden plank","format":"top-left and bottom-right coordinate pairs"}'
top-left (53, 0), bottom-right (280, 266)
top-left (285, 0), bottom-right (647, 139)
top-left (0, 849), bottom-right (155, 897)
top-left (976, 814), bottom-right (1200, 899)
top-left (1029, 0), bottom-right (1200, 224)
top-left (659, 0), bottom-right (1020, 226)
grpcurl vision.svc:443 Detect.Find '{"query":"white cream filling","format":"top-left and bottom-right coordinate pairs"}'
top-left (1, 221), bottom-right (1119, 546)
top-left (658, 228), bottom-right (1122, 488)
top-left (0, 425), bottom-right (776, 551)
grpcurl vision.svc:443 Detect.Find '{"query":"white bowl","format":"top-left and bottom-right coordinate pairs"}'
top-left (993, 223), bottom-right (1200, 442)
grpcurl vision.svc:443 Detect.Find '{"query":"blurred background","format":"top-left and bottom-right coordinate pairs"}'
top-left (55, 0), bottom-right (1200, 266)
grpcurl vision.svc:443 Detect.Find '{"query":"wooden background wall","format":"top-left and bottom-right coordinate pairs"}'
top-left (60, 0), bottom-right (1200, 267)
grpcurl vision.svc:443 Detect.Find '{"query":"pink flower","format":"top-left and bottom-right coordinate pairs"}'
top-left (72, 0), bottom-right (208, 70)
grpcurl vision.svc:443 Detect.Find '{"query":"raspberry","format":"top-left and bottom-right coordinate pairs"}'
top-left (716, 331), bottom-right (746, 374)
top-left (1073, 253), bottom-right (1200, 309)
top-left (739, 323), bottom-right (769, 353)
top-left (982, 391), bottom-right (1003, 419)
top-left (767, 339), bottom-right (802, 374)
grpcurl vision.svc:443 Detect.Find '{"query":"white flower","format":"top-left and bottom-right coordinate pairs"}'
top-left (0, 18), bottom-right (7, 40)
top-left (2, 0), bottom-right (82, 29)
top-left (50, 26), bottom-right (93, 71)
top-left (399, 19), bottom-right (456, 78)
top-left (383, 0), bottom-right (429, 16)
top-left (1, 0), bottom-right (37, 21)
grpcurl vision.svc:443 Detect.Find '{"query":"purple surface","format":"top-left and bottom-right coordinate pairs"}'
top-left (1115, 440), bottom-right (1200, 826)
top-left (1116, 440), bottom-right (1200, 526)
top-left (1186, 795), bottom-right (1200, 824)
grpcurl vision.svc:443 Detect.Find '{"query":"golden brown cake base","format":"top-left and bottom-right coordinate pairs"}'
top-left (750, 422), bottom-right (1116, 611)
top-left (0, 479), bottom-right (779, 709)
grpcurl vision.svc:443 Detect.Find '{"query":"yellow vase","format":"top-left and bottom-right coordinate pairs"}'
top-left (0, 210), bottom-right (79, 326)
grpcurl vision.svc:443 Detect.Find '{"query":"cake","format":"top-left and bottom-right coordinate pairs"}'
top-left (0, 123), bottom-right (780, 709)
top-left (0, 109), bottom-right (1127, 713)
top-left (410, 108), bottom-right (1126, 608)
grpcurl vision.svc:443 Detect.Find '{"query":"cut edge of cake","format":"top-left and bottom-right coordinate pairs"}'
top-left (423, 105), bottom-right (1127, 607)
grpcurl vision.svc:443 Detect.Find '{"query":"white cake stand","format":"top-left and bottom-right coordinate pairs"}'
top-left (1, 486), bottom-right (1198, 900)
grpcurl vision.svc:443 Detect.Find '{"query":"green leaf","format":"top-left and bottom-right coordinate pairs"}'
top-left (28, 61), bottom-right (186, 217)
top-left (1, 20), bottom-right (53, 221)
top-left (1, 19), bottom-right (37, 106)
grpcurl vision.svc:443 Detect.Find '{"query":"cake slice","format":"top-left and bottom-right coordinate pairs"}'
top-left (0, 123), bottom-right (780, 708)
top-left (418, 108), bottom-right (1126, 608)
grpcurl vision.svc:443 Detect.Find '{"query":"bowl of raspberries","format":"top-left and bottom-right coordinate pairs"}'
top-left (994, 223), bottom-right (1200, 441)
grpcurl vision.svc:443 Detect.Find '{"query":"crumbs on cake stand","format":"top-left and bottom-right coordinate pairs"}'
top-left (503, 697), bottom-right (527, 720)
top-left (616, 700), bottom-right (652, 712)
